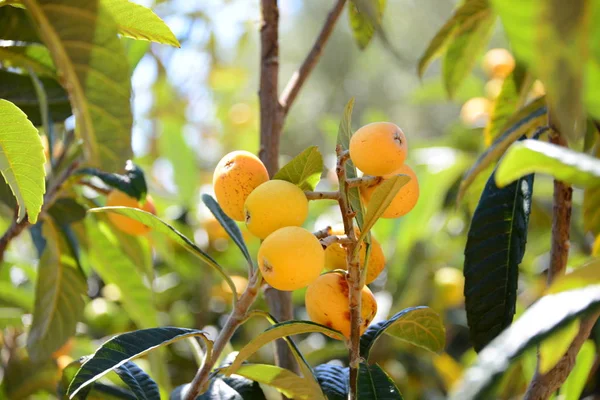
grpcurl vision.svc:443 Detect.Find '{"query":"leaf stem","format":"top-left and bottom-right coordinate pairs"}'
top-left (346, 175), bottom-right (382, 188)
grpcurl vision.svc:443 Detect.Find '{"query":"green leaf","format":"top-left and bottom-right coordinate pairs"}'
top-left (336, 98), bottom-right (366, 229)
top-left (360, 306), bottom-right (445, 358)
top-left (171, 377), bottom-right (266, 400)
top-left (0, 44), bottom-right (56, 76)
top-left (357, 363), bottom-right (403, 399)
top-left (123, 37), bottom-right (150, 73)
top-left (457, 98), bottom-right (547, 203)
top-left (539, 319), bottom-right (580, 374)
top-left (3, 354), bottom-right (58, 399)
top-left (27, 219), bottom-right (87, 361)
top-left (484, 67), bottom-right (529, 146)
top-left (0, 5), bottom-right (41, 42)
top-left (84, 218), bottom-right (158, 329)
top-left (0, 282), bottom-right (33, 312)
top-left (0, 99), bottom-right (46, 223)
top-left (88, 207), bottom-right (238, 302)
top-left (0, 69), bottom-right (72, 126)
top-left (115, 361), bottom-right (160, 400)
top-left (232, 364), bottom-right (317, 399)
top-left (48, 197), bottom-right (87, 225)
top-left (584, 146), bottom-right (600, 234)
top-left (23, 0), bottom-right (133, 171)
top-left (442, 2), bottom-right (494, 97)
top-left (559, 340), bottom-right (595, 400)
top-left (201, 194), bottom-right (252, 268)
top-left (67, 327), bottom-right (210, 398)
top-left (226, 321), bottom-right (345, 375)
top-left (450, 285), bottom-right (600, 400)
top-left (273, 146), bottom-right (324, 191)
top-left (548, 259), bottom-right (600, 294)
top-left (313, 364), bottom-right (348, 400)
top-left (496, 139), bottom-right (600, 188)
top-left (77, 161), bottom-right (148, 201)
top-left (101, 0), bottom-right (179, 47)
top-left (358, 174), bottom-right (410, 243)
top-left (0, 307), bottom-right (24, 328)
top-left (464, 166), bottom-right (534, 351)
top-left (347, 0), bottom-right (385, 50)
top-left (418, 0), bottom-right (492, 78)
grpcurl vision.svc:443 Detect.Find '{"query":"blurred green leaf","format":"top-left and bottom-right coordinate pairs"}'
top-left (360, 306), bottom-right (445, 358)
top-left (357, 363), bottom-right (403, 399)
top-left (27, 219), bottom-right (87, 361)
top-left (273, 146), bottom-right (324, 191)
top-left (226, 320), bottom-right (345, 375)
top-left (233, 364), bottom-right (317, 399)
top-left (559, 340), bottom-right (595, 400)
top-left (495, 139), bottom-right (600, 188)
top-left (418, 0), bottom-right (491, 79)
top-left (78, 161), bottom-right (148, 201)
top-left (451, 285), bottom-right (600, 400)
top-left (23, 0), bottom-right (133, 171)
top-left (48, 198), bottom-right (87, 225)
top-left (3, 355), bottom-right (58, 399)
top-left (348, 0), bottom-right (385, 50)
top-left (89, 207), bottom-right (238, 301)
top-left (583, 145), bottom-right (600, 234)
top-left (0, 282), bottom-right (33, 312)
top-left (0, 307), bottom-right (24, 328)
top-left (0, 99), bottom-right (46, 223)
top-left (123, 37), bottom-right (150, 73)
top-left (0, 5), bottom-right (41, 42)
top-left (202, 194), bottom-right (252, 268)
top-left (68, 327), bottom-right (211, 398)
top-left (358, 174), bottom-right (410, 243)
top-left (102, 0), bottom-right (180, 47)
top-left (411, 76), bottom-right (484, 104)
top-left (115, 361), bottom-right (160, 400)
top-left (548, 259), bottom-right (600, 294)
top-left (0, 44), bottom-right (56, 76)
top-left (85, 219), bottom-right (158, 329)
top-left (457, 98), bottom-right (547, 203)
top-left (539, 319), bottom-right (579, 374)
top-left (0, 69), bottom-right (71, 125)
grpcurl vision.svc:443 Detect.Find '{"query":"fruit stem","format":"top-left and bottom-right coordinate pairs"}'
top-left (346, 175), bottom-right (382, 189)
top-left (313, 226), bottom-right (333, 239)
top-left (335, 144), bottom-right (362, 399)
top-left (184, 272), bottom-right (261, 400)
top-left (320, 234), bottom-right (352, 249)
top-left (305, 191), bottom-right (340, 200)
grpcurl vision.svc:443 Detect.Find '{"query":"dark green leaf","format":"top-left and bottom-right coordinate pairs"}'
top-left (464, 164), bottom-right (534, 351)
top-left (0, 44), bottom-right (56, 76)
top-left (314, 364), bottom-right (348, 400)
top-left (201, 194), bottom-right (252, 268)
top-left (348, 0), bottom-right (386, 50)
top-left (27, 220), bottom-right (87, 361)
top-left (3, 355), bottom-right (58, 399)
top-left (418, 0), bottom-right (492, 78)
top-left (457, 98), bottom-right (547, 203)
top-left (360, 306), bottom-right (445, 358)
top-left (67, 327), bottom-right (210, 398)
top-left (442, 3), bottom-right (494, 97)
top-left (0, 69), bottom-right (71, 125)
top-left (451, 285), bottom-right (600, 399)
top-left (91, 384), bottom-right (137, 400)
top-left (77, 161), bottom-right (148, 201)
top-left (495, 139), bottom-right (600, 188)
top-left (273, 146), bottom-right (324, 191)
top-left (48, 198), bottom-right (87, 225)
top-left (170, 376), bottom-right (266, 400)
top-left (0, 5), bottom-right (41, 42)
top-left (115, 361), bottom-right (160, 400)
top-left (23, 0), bottom-right (133, 171)
top-left (357, 363), bottom-right (403, 399)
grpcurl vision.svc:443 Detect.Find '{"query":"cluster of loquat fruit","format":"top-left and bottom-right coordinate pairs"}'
top-left (211, 122), bottom-right (419, 338)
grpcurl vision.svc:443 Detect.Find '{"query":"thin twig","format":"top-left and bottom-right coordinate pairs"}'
top-left (346, 175), bottom-right (382, 189)
top-left (305, 191), bottom-right (340, 200)
top-left (313, 226), bottom-right (333, 239)
top-left (279, 0), bottom-right (347, 115)
top-left (320, 234), bottom-right (352, 249)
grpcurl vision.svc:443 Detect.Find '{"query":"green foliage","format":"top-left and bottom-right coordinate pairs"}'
top-left (452, 285), bottom-right (600, 399)
top-left (584, 145), bottom-right (600, 234)
top-left (358, 363), bottom-right (403, 399)
top-left (232, 364), bottom-right (315, 399)
top-left (360, 307), bottom-right (445, 358)
top-left (171, 377), bottom-right (266, 400)
top-left (0, 44), bottom-right (55, 76)
top-left (348, 0), bottom-right (386, 50)
top-left (115, 361), bottom-right (160, 400)
top-left (77, 161), bottom-right (148, 201)
top-left (496, 139), bottom-right (600, 188)
top-left (464, 165), bottom-right (533, 351)
top-left (314, 364), bottom-right (348, 400)
top-left (559, 340), bottom-right (595, 400)
top-left (23, 0), bottom-right (133, 171)
top-left (0, 99), bottom-right (46, 223)
top-left (273, 146), bottom-right (324, 191)
top-left (68, 327), bottom-right (210, 398)
top-left (0, 5), bottom-right (40, 42)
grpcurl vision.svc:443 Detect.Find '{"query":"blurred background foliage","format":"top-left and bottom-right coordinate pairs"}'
top-left (1, 0), bottom-right (596, 399)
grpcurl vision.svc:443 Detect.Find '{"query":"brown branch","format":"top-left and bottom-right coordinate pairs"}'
top-left (279, 0), bottom-right (347, 115)
top-left (305, 191), bottom-right (340, 200)
top-left (313, 226), bottom-right (333, 239)
top-left (346, 175), bottom-right (382, 189)
top-left (320, 234), bottom-right (352, 249)
top-left (524, 310), bottom-right (600, 400)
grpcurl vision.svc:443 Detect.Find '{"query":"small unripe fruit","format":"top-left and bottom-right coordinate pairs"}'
top-left (482, 48), bottom-right (515, 79)
top-left (433, 267), bottom-right (464, 308)
top-left (460, 97), bottom-right (490, 128)
top-left (324, 227), bottom-right (386, 284)
top-left (305, 273), bottom-right (377, 338)
top-left (484, 78), bottom-right (504, 100)
top-left (106, 191), bottom-right (156, 236)
top-left (258, 226), bottom-right (324, 291)
top-left (245, 180), bottom-right (308, 239)
top-left (349, 122), bottom-right (408, 177)
top-left (361, 164), bottom-right (419, 219)
top-left (213, 151), bottom-right (269, 221)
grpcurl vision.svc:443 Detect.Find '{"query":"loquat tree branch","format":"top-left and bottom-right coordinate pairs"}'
top-left (346, 175), bottom-right (382, 188)
top-left (313, 226), bottom-right (333, 239)
top-left (305, 190), bottom-right (340, 200)
top-left (279, 0), bottom-right (347, 116)
top-left (320, 234), bottom-right (352, 249)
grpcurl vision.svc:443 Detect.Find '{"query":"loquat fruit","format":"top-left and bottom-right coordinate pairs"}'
top-left (460, 97), bottom-right (491, 128)
top-left (106, 191), bottom-right (156, 236)
top-left (361, 164), bottom-right (420, 219)
top-left (349, 122), bottom-right (408, 177)
top-left (482, 48), bottom-right (515, 79)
